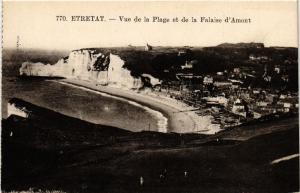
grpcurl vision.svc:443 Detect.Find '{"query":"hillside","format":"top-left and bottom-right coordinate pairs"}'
top-left (2, 99), bottom-right (299, 193)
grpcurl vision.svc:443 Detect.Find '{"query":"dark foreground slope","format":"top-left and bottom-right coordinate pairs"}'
top-left (2, 99), bottom-right (299, 193)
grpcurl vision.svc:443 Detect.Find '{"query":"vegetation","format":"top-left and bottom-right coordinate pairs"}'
top-left (2, 99), bottom-right (299, 193)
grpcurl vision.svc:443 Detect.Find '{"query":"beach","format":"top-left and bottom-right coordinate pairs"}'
top-left (57, 78), bottom-right (221, 134)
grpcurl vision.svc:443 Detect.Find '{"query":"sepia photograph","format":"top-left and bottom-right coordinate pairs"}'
top-left (1, 1), bottom-right (299, 193)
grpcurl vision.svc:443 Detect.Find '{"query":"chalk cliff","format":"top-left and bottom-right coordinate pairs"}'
top-left (19, 49), bottom-right (152, 89)
top-left (7, 98), bottom-right (31, 118)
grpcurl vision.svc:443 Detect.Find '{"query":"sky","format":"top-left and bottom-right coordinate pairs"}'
top-left (3, 1), bottom-right (298, 51)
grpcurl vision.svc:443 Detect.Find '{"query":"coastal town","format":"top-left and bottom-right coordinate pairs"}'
top-left (16, 43), bottom-right (298, 133)
top-left (2, 0), bottom-right (299, 192)
top-left (138, 43), bottom-right (299, 131)
top-left (153, 61), bottom-right (298, 130)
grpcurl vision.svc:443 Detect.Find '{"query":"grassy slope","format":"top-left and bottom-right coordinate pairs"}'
top-left (1, 100), bottom-right (299, 193)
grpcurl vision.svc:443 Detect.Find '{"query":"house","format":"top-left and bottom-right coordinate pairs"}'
top-left (181, 61), bottom-right (193, 69)
top-left (202, 96), bottom-right (228, 107)
top-left (249, 55), bottom-right (256, 60)
top-left (233, 68), bottom-right (240, 74)
top-left (228, 79), bottom-right (243, 89)
top-left (283, 103), bottom-right (292, 108)
top-left (213, 81), bottom-right (232, 87)
top-left (256, 101), bottom-right (268, 107)
top-left (203, 76), bottom-right (213, 85)
top-left (279, 94), bottom-right (287, 99)
top-left (232, 99), bottom-right (246, 117)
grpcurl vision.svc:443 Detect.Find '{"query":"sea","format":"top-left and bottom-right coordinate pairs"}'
top-left (2, 71), bottom-right (167, 132)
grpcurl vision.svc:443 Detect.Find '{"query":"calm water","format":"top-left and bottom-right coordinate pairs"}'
top-left (2, 76), bottom-right (160, 132)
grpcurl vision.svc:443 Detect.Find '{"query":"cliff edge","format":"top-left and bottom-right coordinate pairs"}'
top-left (19, 49), bottom-right (162, 89)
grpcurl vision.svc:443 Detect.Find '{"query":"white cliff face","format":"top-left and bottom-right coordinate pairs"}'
top-left (7, 103), bottom-right (29, 118)
top-left (19, 49), bottom-right (145, 89)
top-left (20, 58), bottom-right (72, 77)
top-left (106, 54), bottom-right (143, 89)
top-left (68, 49), bottom-right (100, 80)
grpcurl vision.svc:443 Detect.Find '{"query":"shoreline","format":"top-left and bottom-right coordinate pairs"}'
top-left (54, 80), bottom-right (168, 133)
top-left (55, 78), bottom-right (221, 134)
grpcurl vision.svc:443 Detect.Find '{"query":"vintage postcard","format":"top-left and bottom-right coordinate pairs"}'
top-left (2, 1), bottom-right (299, 193)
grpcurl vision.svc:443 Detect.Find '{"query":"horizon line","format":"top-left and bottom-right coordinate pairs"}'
top-left (3, 43), bottom-right (299, 52)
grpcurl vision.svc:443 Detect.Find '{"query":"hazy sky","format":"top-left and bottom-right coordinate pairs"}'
top-left (3, 1), bottom-right (298, 50)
